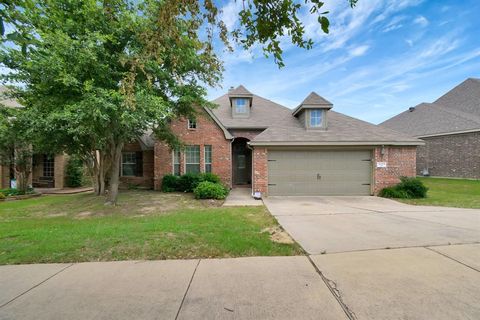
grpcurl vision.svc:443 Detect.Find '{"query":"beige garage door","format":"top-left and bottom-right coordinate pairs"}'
top-left (268, 150), bottom-right (372, 196)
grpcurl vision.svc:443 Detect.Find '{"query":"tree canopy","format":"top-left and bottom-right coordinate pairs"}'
top-left (0, 0), bottom-right (358, 203)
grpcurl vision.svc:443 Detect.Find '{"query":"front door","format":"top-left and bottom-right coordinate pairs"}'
top-left (233, 142), bottom-right (251, 185)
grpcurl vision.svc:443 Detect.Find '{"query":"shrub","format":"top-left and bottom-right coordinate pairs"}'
top-left (0, 192), bottom-right (5, 200)
top-left (379, 177), bottom-right (428, 199)
top-left (397, 176), bottom-right (428, 198)
top-left (193, 181), bottom-right (229, 199)
top-left (65, 157), bottom-right (84, 187)
top-left (378, 187), bottom-right (410, 199)
top-left (178, 173), bottom-right (203, 192)
top-left (199, 172), bottom-right (221, 184)
top-left (161, 174), bottom-right (180, 192)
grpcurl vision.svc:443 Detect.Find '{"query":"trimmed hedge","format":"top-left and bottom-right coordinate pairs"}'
top-left (161, 174), bottom-right (180, 192)
top-left (379, 177), bottom-right (428, 199)
top-left (194, 181), bottom-right (229, 199)
top-left (162, 173), bottom-right (224, 193)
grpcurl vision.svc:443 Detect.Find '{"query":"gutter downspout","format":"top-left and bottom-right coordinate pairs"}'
top-left (246, 142), bottom-right (254, 198)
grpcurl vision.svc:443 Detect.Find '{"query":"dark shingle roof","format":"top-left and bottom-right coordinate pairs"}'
top-left (380, 78), bottom-right (480, 137)
top-left (211, 92), bottom-right (302, 129)
top-left (228, 85), bottom-right (253, 97)
top-left (434, 78), bottom-right (480, 117)
top-left (250, 111), bottom-right (423, 146)
top-left (211, 87), bottom-right (421, 145)
top-left (300, 92), bottom-right (333, 106)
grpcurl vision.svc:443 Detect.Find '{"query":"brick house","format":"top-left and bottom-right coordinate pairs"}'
top-left (1, 85), bottom-right (423, 195)
top-left (152, 86), bottom-right (422, 196)
top-left (381, 78), bottom-right (480, 179)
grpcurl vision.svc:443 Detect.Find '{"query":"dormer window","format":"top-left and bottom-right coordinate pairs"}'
top-left (228, 85), bottom-right (253, 119)
top-left (292, 92), bottom-right (333, 130)
top-left (235, 98), bottom-right (247, 114)
top-left (309, 109), bottom-right (323, 127)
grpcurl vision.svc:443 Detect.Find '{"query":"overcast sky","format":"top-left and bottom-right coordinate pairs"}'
top-left (208, 0), bottom-right (480, 124)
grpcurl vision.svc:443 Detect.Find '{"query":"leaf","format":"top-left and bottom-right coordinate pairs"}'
top-left (319, 16), bottom-right (330, 34)
top-left (0, 17), bottom-right (4, 36)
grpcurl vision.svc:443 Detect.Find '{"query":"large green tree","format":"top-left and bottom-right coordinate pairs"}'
top-left (0, 0), bottom-right (357, 204)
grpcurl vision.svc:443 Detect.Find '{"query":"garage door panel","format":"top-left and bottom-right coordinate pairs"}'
top-left (268, 150), bottom-right (372, 196)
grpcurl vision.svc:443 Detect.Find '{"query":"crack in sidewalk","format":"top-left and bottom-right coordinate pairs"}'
top-left (175, 259), bottom-right (201, 320)
top-left (426, 247), bottom-right (480, 273)
top-left (0, 263), bottom-right (74, 309)
top-left (307, 256), bottom-right (357, 320)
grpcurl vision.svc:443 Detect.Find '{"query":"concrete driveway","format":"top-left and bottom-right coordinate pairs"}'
top-left (264, 196), bottom-right (480, 254)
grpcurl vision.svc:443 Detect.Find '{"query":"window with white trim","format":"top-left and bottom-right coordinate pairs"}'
top-left (235, 98), bottom-right (247, 113)
top-left (309, 109), bottom-right (323, 127)
top-left (204, 145), bottom-right (212, 173)
top-left (185, 145), bottom-right (200, 174)
top-left (187, 118), bottom-right (197, 129)
top-left (173, 149), bottom-right (181, 176)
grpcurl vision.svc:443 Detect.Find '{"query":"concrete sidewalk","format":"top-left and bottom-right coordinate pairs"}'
top-left (2, 246), bottom-right (479, 320)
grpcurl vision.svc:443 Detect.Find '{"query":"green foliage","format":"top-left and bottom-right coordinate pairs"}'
top-left (397, 177), bottom-right (429, 198)
top-left (378, 187), bottom-right (410, 199)
top-left (165, 173), bottom-right (223, 193)
top-left (0, 192), bottom-right (5, 200)
top-left (161, 174), bottom-right (180, 192)
top-left (65, 157), bottom-right (84, 188)
top-left (379, 177), bottom-right (428, 199)
top-left (199, 172), bottom-right (221, 184)
top-left (0, 187), bottom-right (35, 196)
top-left (194, 181), bottom-right (229, 200)
top-left (178, 173), bottom-right (203, 193)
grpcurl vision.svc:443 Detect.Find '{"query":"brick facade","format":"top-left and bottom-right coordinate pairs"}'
top-left (373, 146), bottom-right (417, 194)
top-left (416, 131), bottom-right (480, 179)
top-left (252, 147), bottom-right (268, 195)
top-left (229, 129), bottom-right (264, 140)
top-left (120, 141), bottom-right (154, 189)
top-left (154, 110), bottom-right (232, 190)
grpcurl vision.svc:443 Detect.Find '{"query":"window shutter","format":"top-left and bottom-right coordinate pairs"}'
top-left (135, 151), bottom-right (143, 177)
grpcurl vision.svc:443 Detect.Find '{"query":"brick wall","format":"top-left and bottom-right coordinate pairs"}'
top-left (416, 131), bottom-right (480, 179)
top-left (252, 147), bottom-right (268, 195)
top-left (154, 110), bottom-right (232, 190)
top-left (120, 141), bottom-right (154, 189)
top-left (54, 154), bottom-right (67, 189)
top-left (229, 129), bottom-right (264, 140)
top-left (373, 146), bottom-right (417, 194)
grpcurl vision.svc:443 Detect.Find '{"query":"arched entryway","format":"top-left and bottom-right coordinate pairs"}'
top-left (232, 138), bottom-right (252, 186)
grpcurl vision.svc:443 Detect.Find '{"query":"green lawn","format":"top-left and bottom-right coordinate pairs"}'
top-left (0, 191), bottom-right (302, 265)
top-left (398, 177), bottom-right (480, 208)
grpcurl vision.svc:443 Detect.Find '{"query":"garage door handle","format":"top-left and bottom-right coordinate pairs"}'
top-left (268, 184), bottom-right (276, 186)
top-left (362, 183), bottom-right (371, 186)
top-left (317, 174), bottom-right (321, 180)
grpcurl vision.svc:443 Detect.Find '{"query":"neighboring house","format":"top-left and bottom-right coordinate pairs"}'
top-left (0, 86), bottom-right (69, 189)
top-left (154, 86), bottom-right (422, 196)
top-left (381, 78), bottom-right (480, 179)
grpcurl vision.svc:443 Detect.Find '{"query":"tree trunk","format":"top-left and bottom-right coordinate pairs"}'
top-left (105, 142), bottom-right (123, 205)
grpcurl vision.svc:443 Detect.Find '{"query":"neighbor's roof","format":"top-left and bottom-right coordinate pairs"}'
top-left (0, 86), bottom-right (23, 108)
top-left (380, 78), bottom-right (480, 137)
top-left (210, 92), bottom-right (302, 129)
top-left (250, 111), bottom-right (423, 146)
